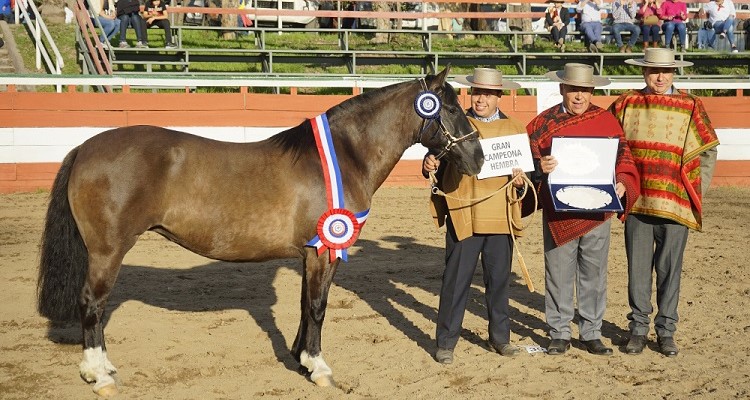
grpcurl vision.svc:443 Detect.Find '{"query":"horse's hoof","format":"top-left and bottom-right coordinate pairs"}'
top-left (93, 383), bottom-right (119, 398)
top-left (312, 375), bottom-right (336, 388)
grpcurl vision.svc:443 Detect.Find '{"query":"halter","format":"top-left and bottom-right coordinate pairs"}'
top-left (415, 78), bottom-right (478, 160)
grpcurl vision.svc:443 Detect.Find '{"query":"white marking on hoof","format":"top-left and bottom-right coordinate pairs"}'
top-left (300, 350), bottom-right (334, 387)
top-left (80, 347), bottom-right (119, 395)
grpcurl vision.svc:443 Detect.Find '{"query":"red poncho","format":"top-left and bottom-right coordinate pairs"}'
top-left (527, 104), bottom-right (641, 246)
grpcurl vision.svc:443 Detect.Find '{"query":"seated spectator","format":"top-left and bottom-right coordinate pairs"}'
top-left (657, 0), bottom-right (687, 51)
top-left (577, 0), bottom-right (605, 52)
top-left (88, 0), bottom-right (120, 49)
top-left (0, 0), bottom-right (13, 22)
top-left (694, 8), bottom-right (711, 49)
top-left (140, 0), bottom-right (176, 48)
top-left (638, 0), bottom-right (661, 48)
top-left (612, 0), bottom-right (641, 52)
top-left (116, 0), bottom-right (148, 48)
top-left (545, 0), bottom-right (569, 52)
top-left (703, 0), bottom-right (738, 53)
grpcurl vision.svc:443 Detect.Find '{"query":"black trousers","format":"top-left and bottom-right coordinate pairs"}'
top-left (436, 219), bottom-right (514, 350)
top-left (141, 18), bottom-right (173, 44)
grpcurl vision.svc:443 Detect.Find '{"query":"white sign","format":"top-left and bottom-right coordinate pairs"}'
top-left (476, 133), bottom-right (535, 180)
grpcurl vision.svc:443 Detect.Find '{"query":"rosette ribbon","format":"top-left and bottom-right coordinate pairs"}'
top-left (305, 113), bottom-right (370, 263)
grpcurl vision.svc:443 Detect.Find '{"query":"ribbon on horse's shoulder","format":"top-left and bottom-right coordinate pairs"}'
top-left (305, 113), bottom-right (370, 263)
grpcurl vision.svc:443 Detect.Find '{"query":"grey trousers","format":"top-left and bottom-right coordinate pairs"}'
top-left (436, 221), bottom-right (513, 350)
top-left (544, 217), bottom-right (611, 341)
top-left (625, 213), bottom-right (689, 338)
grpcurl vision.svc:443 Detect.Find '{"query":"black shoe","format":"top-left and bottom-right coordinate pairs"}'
top-left (581, 339), bottom-right (613, 356)
top-left (658, 337), bottom-right (679, 357)
top-left (625, 335), bottom-right (648, 355)
top-left (547, 339), bottom-right (570, 355)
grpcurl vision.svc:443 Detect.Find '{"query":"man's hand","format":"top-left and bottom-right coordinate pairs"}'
top-left (540, 155), bottom-right (558, 174)
top-left (422, 154), bottom-right (440, 176)
top-left (511, 167), bottom-right (525, 188)
top-left (616, 182), bottom-right (626, 198)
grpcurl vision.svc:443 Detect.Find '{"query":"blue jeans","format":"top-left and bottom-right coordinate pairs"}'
top-left (612, 22), bottom-right (641, 47)
top-left (95, 16), bottom-right (121, 43)
top-left (642, 24), bottom-right (660, 43)
top-left (708, 18), bottom-right (736, 48)
top-left (580, 21), bottom-right (603, 44)
top-left (662, 21), bottom-right (686, 49)
top-left (118, 12), bottom-right (145, 43)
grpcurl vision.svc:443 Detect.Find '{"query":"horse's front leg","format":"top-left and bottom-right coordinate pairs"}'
top-left (293, 247), bottom-right (340, 387)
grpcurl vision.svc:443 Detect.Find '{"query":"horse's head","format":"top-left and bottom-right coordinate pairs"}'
top-left (416, 67), bottom-right (484, 176)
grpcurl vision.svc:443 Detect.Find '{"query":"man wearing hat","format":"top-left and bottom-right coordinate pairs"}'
top-left (610, 48), bottom-right (719, 357)
top-left (422, 68), bottom-right (526, 364)
top-left (526, 63), bottom-right (641, 356)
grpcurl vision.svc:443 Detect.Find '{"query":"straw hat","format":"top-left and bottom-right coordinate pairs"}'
top-left (544, 63), bottom-right (610, 87)
top-left (455, 68), bottom-right (521, 90)
top-left (624, 48), bottom-right (694, 68)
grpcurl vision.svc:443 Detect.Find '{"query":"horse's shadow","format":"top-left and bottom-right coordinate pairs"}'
top-left (46, 234), bottom-right (628, 370)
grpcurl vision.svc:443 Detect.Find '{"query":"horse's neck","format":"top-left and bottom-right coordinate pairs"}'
top-left (331, 84), bottom-right (419, 199)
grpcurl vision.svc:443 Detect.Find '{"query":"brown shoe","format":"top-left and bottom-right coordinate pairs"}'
top-left (625, 45), bottom-right (633, 53)
top-left (490, 342), bottom-right (520, 357)
top-left (652, 41), bottom-right (659, 48)
top-left (619, 45), bottom-right (627, 53)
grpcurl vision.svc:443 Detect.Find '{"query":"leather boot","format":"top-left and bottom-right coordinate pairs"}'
top-left (625, 45), bottom-right (632, 53)
top-left (619, 45), bottom-right (627, 53)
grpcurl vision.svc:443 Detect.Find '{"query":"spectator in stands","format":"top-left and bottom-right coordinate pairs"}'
top-left (140, 0), bottom-right (176, 49)
top-left (546, 0), bottom-right (570, 52)
top-left (694, 8), bottom-right (711, 49)
top-left (657, 0), bottom-right (687, 51)
top-left (88, 0), bottom-right (120, 49)
top-left (0, 0), bottom-right (13, 22)
top-left (612, 0), bottom-right (641, 52)
top-left (638, 0), bottom-right (661, 48)
top-left (577, 0), bottom-right (605, 52)
top-left (116, 0), bottom-right (148, 48)
top-left (703, 0), bottom-right (739, 53)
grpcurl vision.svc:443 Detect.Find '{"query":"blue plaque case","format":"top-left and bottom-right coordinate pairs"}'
top-left (548, 137), bottom-right (623, 213)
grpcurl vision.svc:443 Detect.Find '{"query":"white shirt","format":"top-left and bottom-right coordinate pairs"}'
top-left (578, 0), bottom-right (604, 23)
top-left (703, 0), bottom-right (736, 24)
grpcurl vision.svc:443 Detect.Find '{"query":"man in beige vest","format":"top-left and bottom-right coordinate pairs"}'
top-left (422, 68), bottom-right (526, 364)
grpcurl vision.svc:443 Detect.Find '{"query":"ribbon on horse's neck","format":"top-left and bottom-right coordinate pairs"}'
top-left (415, 78), bottom-right (478, 160)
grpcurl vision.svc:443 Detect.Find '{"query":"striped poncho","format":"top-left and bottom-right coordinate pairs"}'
top-left (527, 104), bottom-right (641, 246)
top-left (609, 89), bottom-right (719, 230)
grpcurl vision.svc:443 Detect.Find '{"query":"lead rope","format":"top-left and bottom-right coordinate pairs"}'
top-left (428, 170), bottom-right (539, 292)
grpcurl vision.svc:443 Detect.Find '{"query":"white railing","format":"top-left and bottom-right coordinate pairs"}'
top-left (14, 0), bottom-right (65, 89)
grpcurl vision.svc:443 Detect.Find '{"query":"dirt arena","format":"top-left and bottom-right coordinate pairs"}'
top-left (1, 186), bottom-right (749, 399)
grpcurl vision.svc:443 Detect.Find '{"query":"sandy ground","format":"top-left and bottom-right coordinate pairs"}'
top-left (1, 186), bottom-right (749, 399)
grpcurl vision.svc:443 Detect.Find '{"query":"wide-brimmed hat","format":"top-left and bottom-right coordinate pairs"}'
top-left (544, 63), bottom-right (610, 88)
top-left (624, 48), bottom-right (694, 67)
top-left (455, 68), bottom-right (521, 90)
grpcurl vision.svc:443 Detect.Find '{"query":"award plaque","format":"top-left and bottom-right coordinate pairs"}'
top-left (548, 137), bottom-right (623, 212)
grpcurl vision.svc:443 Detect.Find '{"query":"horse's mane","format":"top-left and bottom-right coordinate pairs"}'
top-left (266, 79), bottom-right (420, 163)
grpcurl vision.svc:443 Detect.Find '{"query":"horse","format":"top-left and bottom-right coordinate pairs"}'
top-left (36, 67), bottom-right (484, 397)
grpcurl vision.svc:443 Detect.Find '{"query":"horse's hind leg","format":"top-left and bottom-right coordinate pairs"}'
top-left (293, 248), bottom-right (340, 387)
top-left (78, 248), bottom-right (133, 398)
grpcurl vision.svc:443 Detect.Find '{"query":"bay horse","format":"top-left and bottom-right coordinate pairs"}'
top-left (36, 67), bottom-right (483, 397)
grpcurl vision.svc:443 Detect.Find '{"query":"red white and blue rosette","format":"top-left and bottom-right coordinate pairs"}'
top-left (318, 208), bottom-right (359, 250)
top-left (305, 113), bottom-right (370, 263)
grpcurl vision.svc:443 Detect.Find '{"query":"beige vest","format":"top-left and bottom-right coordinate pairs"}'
top-left (430, 116), bottom-right (526, 241)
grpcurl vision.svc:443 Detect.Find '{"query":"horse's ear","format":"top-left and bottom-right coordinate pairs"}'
top-left (429, 65), bottom-right (451, 91)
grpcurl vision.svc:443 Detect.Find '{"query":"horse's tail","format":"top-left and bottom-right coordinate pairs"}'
top-left (37, 147), bottom-right (87, 322)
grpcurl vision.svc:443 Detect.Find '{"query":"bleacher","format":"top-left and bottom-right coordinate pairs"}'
top-left (78, 0), bottom-right (750, 78)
